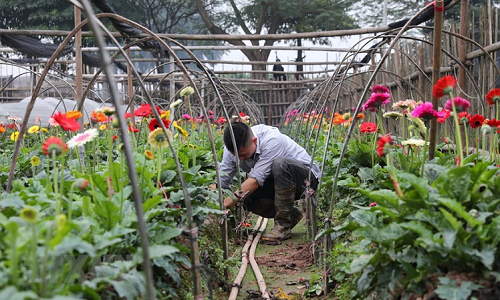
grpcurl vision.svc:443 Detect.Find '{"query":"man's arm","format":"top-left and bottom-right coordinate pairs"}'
top-left (223, 177), bottom-right (260, 208)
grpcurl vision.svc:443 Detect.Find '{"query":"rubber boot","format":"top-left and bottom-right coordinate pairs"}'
top-left (261, 186), bottom-right (295, 243)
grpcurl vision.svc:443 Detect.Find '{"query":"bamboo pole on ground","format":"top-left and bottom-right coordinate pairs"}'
top-left (429, 0), bottom-right (445, 160)
top-left (249, 218), bottom-right (270, 299)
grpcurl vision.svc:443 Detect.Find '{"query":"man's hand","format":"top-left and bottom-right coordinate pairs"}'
top-left (223, 196), bottom-right (235, 209)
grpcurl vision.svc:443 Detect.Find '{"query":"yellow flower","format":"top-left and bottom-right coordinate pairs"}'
top-left (188, 144), bottom-right (198, 150)
top-left (144, 150), bottom-right (154, 160)
top-left (180, 86), bottom-right (194, 97)
top-left (161, 110), bottom-right (171, 119)
top-left (148, 128), bottom-right (172, 149)
top-left (56, 214), bottom-right (67, 231)
top-left (30, 156), bottom-right (40, 167)
top-left (173, 121), bottom-right (188, 137)
top-left (10, 131), bottom-right (19, 141)
top-left (99, 124), bottom-right (107, 131)
top-left (20, 206), bottom-right (38, 223)
top-left (28, 125), bottom-right (39, 134)
top-left (66, 110), bottom-right (83, 120)
top-left (41, 128), bottom-right (48, 133)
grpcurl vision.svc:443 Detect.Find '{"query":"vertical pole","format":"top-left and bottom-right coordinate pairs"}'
top-left (169, 54), bottom-right (175, 120)
top-left (323, 218), bottom-right (332, 294)
top-left (74, 6), bottom-right (83, 108)
top-left (458, 0), bottom-right (470, 98)
top-left (428, 0), bottom-right (444, 160)
top-left (127, 49), bottom-right (135, 123)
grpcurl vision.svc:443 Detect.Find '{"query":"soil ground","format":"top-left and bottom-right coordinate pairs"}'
top-left (235, 216), bottom-right (322, 299)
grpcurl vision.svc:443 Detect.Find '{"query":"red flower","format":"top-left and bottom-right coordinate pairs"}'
top-left (360, 122), bottom-right (377, 133)
top-left (124, 112), bottom-right (132, 119)
top-left (377, 135), bottom-right (392, 157)
top-left (486, 88), bottom-right (500, 106)
top-left (372, 85), bottom-right (389, 94)
top-left (437, 109), bottom-right (451, 123)
top-left (432, 75), bottom-right (457, 98)
top-left (457, 112), bottom-right (471, 125)
top-left (51, 111), bottom-right (80, 132)
top-left (128, 124), bottom-right (140, 133)
top-left (112, 134), bottom-right (118, 142)
top-left (487, 118), bottom-right (500, 128)
top-left (369, 202), bottom-right (377, 207)
top-left (362, 92), bottom-right (391, 111)
top-left (411, 103), bottom-right (446, 120)
top-left (469, 114), bottom-right (485, 129)
top-left (134, 104), bottom-right (153, 117)
top-left (148, 118), bottom-right (171, 131)
top-left (239, 112), bottom-right (246, 117)
top-left (42, 136), bottom-right (67, 156)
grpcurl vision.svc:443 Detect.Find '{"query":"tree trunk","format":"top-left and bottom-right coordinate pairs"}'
top-left (295, 38), bottom-right (304, 80)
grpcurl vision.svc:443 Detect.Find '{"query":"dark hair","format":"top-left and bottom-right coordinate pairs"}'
top-left (223, 122), bottom-right (253, 154)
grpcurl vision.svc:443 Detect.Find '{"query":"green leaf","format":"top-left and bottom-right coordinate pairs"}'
top-left (52, 236), bottom-right (96, 257)
top-left (397, 171), bottom-right (429, 200)
top-left (438, 198), bottom-right (481, 228)
top-left (355, 189), bottom-right (400, 209)
top-left (147, 244), bottom-right (180, 259)
top-left (439, 208), bottom-right (462, 231)
top-left (349, 254), bottom-right (373, 274)
top-left (95, 200), bottom-right (121, 231)
top-left (152, 226), bottom-right (182, 244)
top-left (441, 168), bottom-right (471, 203)
top-left (400, 221), bottom-right (433, 240)
top-left (0, 286), bottom-right (37, 300)
top-left (475, 245), bottom-right (496, 270)
top-left (143, 195), bottom-right (162, 213)
top-left (0, 194), bottom-right (24, 208)
top-left (435, 277), bottom-right (483, 300)
top-left (350, 209), bottom-right (377, 227)
top-left (160, 170), bottom-right (177, 184)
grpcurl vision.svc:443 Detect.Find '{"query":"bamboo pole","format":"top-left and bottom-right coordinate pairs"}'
top-left (74, 7), bottom-right (83, 105)
top-left (429, 0), bottom-right (445, 160)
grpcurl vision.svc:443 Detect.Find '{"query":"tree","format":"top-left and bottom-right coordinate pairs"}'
top-left (194, 0), bottom-right (358, 79)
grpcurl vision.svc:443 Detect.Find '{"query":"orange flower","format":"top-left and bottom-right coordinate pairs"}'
top-left (332, 115), bottom-right (347, 125)
top-left (432, 75), bottom-right (457, 99)
top-left (486, 88), bottom-right (500, 106)
top-left (66, 110), bottom-right (83, 119)
top-left (356, 113), bottom-right (365, 120)
top-left (91, 110), bottom-right (107, 123)
top-left (42, 136), bottom-right (67, 156)
top-left (51, 111), bottom-right (80, 132)
top-left (0, 125), bottom-right (5, 133)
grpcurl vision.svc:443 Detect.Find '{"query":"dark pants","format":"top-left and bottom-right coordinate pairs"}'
top-left (243, 157), bottom-right (318, 228)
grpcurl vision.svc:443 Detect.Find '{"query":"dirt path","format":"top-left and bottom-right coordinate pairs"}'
top-left (238, 217), bottom-right (320, 299)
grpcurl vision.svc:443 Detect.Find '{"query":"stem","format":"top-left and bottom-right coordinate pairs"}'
top-left (30, 224), bottom-right (37, 290)
top-left (421, 126), bottom-right (430, 177)
top-left (482, 133), bottom-right (488, 163)
top-left (53, 150), bottom-right (60, 215)
top-left (76, 146), bottom-right (84, 173)
top-left (119, 153), bottom-right (124, 223)
top-left (449, 93), bottom-right (464, 166)
top-left (377, 109), bottom-right (386, 136)
top-left (41, 222), bottom-right (52, 297)
top-left (401, 116), bottom-right (406, 140)
top-left (68, 184), bottom-right (74, 221)
top-left (463, 123), bottom-right (469, 157)
top-left (10, 225), bottom-right (19, 287)
top-left (156, 144), bottom-right (162, 187)
top-left (107, 119), bottom-right (114, 188)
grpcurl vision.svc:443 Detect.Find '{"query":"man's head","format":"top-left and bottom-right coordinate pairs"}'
top-left (223, 122), bottom-right (257, 160)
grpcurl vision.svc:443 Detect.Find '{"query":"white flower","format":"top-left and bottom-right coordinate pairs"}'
top-left (402, 137), bottom-right (426, 147)
top-left (67, 128), bottom-right (99, 148)
top-left (180, 86), bottom-right (194, 97)
top-left (170, 99), bottom-right (183, 108)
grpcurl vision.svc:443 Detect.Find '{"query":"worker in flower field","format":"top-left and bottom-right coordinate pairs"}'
top-left (219, 121), bottom-right (320, 243)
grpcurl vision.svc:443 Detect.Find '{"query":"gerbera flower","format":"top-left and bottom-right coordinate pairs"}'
top-left (392, 99), bottom-right (420, 110)
top-left (486, 118), bottom-right (500, 128)
top-left (134, 103), bottom-right (153, 117)
top-left (161, 110), bottom-right (171, 119)
top-left (41, 128), bottom-right (48, 133)
top-left (148, 118), bottom-right (171, 131)
top-left (457, 112), bottom-right (471, 125)
top-left (10, 131), bottom-right (19, 141)
top-left (124, 112), bottom-right (132, 120)
top-left (402, 137), bottom-right (426, 147)
top-left (42, 136), bottom-right (67, 156)
top-left (91, 110), bottom-right (107, 122)
top-left (51, 111), bottom-right (80, 132)
top-left (30, 156), bottom-right (40, 167)
top-left (182, 114), bottom-right (192, 121)
top-left (433, 75), bottom-right (457, 98)
top-left (180, 86), bottom-right (194, 97)
top-left (217, 117), bottom-right (227, 125)
top-left (383, 111), bottom-right (403, 119)
top-left (148, 128), bottom-right (172, 148)
top-left (357, 113), bottom-right (365, 120)
top-left (469, 114), bottom-right (485, 129)
top-left (66, 110), bottom-right (83, 120)
top-left (170, 99), bottom-right (183, 108)
top-left (372, 85), bottom-right (389, 94)
top-left (144, 150), bottom-right (154, 160)
top-left (408, 117), bottom-right (427, 133)
top-left (333, 115), bottom-right (347, 125)
top-left (362, 92), bottom-right (391, 111)
top-left (128, 123), bottom-right (140, 133)
top-left (360, 122), bottom-right (377, 133)
top-left (411, 102), bottom-right (446, 120)
top-left (97, 106), bottom-right (116, 117)
top-left (0, 125), bottom-right (5, 133)
top-left (67, 128), bottom-right (98, 148)
top-left (74, 178), bottom-right (89, 191)
top-left (486, 88), bottom-right (500, 106)
top-left (437, 109), bottom-right (451, 123)
top-left (377, 135), bottom-right (392, 157)
top-left (28, 125), bottom-right (39, 134)
top-left (173, 121), bottom-right (188, 137)
top-left (444, 97), bottom-right (471, 113)
top-left (99, 124), bottom-right (107, 131)
top-left (20, 206), bottom-right (38, 223)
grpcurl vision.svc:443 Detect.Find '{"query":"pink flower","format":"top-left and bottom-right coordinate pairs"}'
top-left (411, 102), bottom-right (446, 120)
top-left (444, 97), bottom-right (471, 113)
top-left (369, 202), bottom-right (377, 207)
top-left (362, 92), bottom-right (391, 111)
top-left (372, 85), bottom-right (389, 94)
top-left (182, 114), bottom-right (192, 120)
